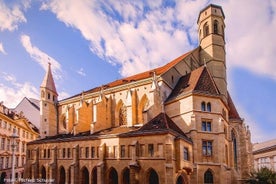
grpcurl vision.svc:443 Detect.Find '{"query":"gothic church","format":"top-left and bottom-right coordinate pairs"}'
top-left (25, 4), bottom-right (253, 184)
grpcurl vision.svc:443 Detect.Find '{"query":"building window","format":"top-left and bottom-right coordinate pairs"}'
top-left (121, 145), bottom-right (126, 158)
top-left (148, 144), bottom-right (154, 157)
top-left (114, 146), bottom-right (118, 158)
top-left (91, 147), bottom-right (95, 158)
top-left (140, 144), bottom-right (145, 157)
top-left (48, 93), bottom-right (51, 99)
top-left (214, 20), bottom-right (218, 34)
top-left (202, 141), bottom-right (212, 156)
top-left (85, 147), bottom-right (89, 158)
top-left (7, 139), bottom-right (10, 151)
top-left (67, 148), bottom-right (70, 158)
top-left (201, 102), bottom-right (206, 111)
top-left (1, 138), bottom-right (5, 150)
top-left (232, 131), bottom-right (238, 169)
top-left (202, 121), bottom-right (212, 132)
top-left (203, 22), bottom-right (209, 37)
top-left (43, 149), bottom-right (47, 158)
top-left (62, 148), bottom-right (66, 158)
top-left (6, 157), bottom-right (9, 168)
top-left (183, 147), bottom-right (189, 160)
top-left (0, 157), bottom-right (3, 169)
top-left (47, 149), bottom-right (51, 158)
top-left (204, 170), bottom-right (214, 184)
top-left (27, 150), bottom-right (31, 159)
top-left (207, 102), bottom-right (211, 112)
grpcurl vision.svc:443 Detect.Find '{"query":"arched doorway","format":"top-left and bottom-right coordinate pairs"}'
top-left (59, 166), bottom-right (66, 184)
top-left (122, 167), bottom-right (130, 184)
top-left (108, 167), bottom-right (118, 184)
top-left (92, 167), bottom-right (97, 184)
top-left (176, 176), bottom-right (184, 184)
top-left (147, 168), bottom-right (159, 184)
top-left (204, 169), bottom-right (214, 184)
top-left (0, 172), bottom-right (7, 184)
top-left (41, 166), bottom-right (46, 183)
top-left (80, 167), bottom-right (89, 184)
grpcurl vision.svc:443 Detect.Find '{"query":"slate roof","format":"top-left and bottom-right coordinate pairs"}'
top-left (121, 113), bottom-right (192, 143)
top-left (166, 66), bottom-right (219, 102)
top-left (227, 93), bottom-right (241, 120)
top-left (41, 63), bottom-right (57, 94)
top-left (29, 113), bottom-right (191, 144)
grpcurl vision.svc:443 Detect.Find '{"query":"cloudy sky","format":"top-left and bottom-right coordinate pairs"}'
top-left (0, 0), bottom-right (275, 143)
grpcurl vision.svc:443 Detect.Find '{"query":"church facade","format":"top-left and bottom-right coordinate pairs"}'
top-left (25, 4), bottom-right (253, 184)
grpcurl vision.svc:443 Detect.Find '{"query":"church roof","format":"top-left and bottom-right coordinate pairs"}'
top-left (61, 49), bottom-right (195, 101)
top-left (166, 66), bottom-right (219, 102)
top-left (121, 113), bottom-right (192, 143)
top-left (41, 63), bottom-right (57, 94)
top-left (227, 92), bottom-right (241, 120)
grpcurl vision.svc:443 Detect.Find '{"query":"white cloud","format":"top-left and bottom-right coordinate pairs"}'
top-left (0, 0), bottom-right (27, 31)
top-left (0, 42), bottom-right (7, 55)
top-left (20, 34), bottom-right (62, 80)
top-left (0, 72), bottom-right (39, 108)
top-left (40, 0), bottom-right (194, 77)
top-left (77, 68), bottom-right (86, 76)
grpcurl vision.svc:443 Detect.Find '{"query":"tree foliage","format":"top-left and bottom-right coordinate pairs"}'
top-left (246, 167), bottom-right (276, 184)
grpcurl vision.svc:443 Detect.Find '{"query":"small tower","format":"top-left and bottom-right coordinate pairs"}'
top-left (198, 4), bottom-right (227, 102)
top-left (40, 63), bottom-right (58, 138)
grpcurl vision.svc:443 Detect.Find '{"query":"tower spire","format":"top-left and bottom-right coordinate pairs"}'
top-left (41, 62), bottom-right (57, 95)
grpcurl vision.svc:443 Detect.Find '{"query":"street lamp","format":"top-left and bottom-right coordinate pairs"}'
top-left (10, 128), bottom-right (19, 184)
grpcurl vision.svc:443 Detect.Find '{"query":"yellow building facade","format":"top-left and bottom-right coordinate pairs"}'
top-left (25, 4), bottom-right (253, 184)
top-left (0, 102), bottom-right (39, 183)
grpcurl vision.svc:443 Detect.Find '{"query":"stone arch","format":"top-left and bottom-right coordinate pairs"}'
top-left (40, 165), bottom-right (46, 182)
top-left (204, 169), bottom-right (214, 184)
top-left (107, 167), bottom-right (118, 184)
top-left (138, 94), bottom-right (149, 123)
top-left (176, 171), bottom-right (189, 184)
top-left (122, 167), bottom-right (130, 184)
top-left (145, 168), bottom-right (159, 184)
top-left (59, 166), bottom-right (66, 184)
top-left (115, 99), bottom-right (127, 126)
top-left (213, 20), bottom-right (219, 34)
top-left (203, 22), bottom-right (209, 37)
top-left (0, 172), bottom-right (7, 183)
top-left (80, 166), bottom-right (89, 184)
top-left (91, 166), bottom-right (97, 184)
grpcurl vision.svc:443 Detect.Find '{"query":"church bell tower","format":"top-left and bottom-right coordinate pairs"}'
top-left (198, 4), bottom-right (227, 102)
top-left (40, 63), bottom-right (58, 138)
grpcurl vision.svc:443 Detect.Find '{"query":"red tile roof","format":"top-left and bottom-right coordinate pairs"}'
top-left (227, 92), bottom-right (241, 120)
top-left (61, 50), bottom-right (193, 101)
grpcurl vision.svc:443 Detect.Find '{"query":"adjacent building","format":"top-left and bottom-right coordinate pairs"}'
top-left (0, 102), bottom-right (39, 182)
top-left (253, 139), bottom-right (276, 171)
top-left (24, 4), bottom-right (253, 184)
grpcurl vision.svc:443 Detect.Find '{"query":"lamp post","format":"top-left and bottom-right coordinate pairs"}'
top-left (10, 128), bottom-right (19, 184)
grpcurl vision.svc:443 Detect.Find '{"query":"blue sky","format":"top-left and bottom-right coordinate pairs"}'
top-left (0, 0), bottom-right (275, 143)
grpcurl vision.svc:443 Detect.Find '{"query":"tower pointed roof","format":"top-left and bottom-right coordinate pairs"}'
top-left (41, 63), bottom-right (57, 95)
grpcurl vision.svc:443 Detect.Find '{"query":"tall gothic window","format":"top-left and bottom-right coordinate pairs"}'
top-left (232, 130), bottom-right (238, 169)
top-left (204, 170), bottom-right (214, 184)
top-left (214, 20), bottom-right (218, 34)
top-left (119, 105), bottom-right (127, 126)
top-left (203, 22), bottom-right (209, 37)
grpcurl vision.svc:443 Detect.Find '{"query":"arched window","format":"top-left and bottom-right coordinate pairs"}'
top-left (122, 167), bottom-right (130, 184)
top-left (92, 167), bottom-right (97, 184)
top-left (203, 22), bottom-right (209, 37)
top-left (201, 102), bottom-right (206, 111)
top-left (59, 166), bottom-right (65, 184)
top-left (232, 130), bottom-right (238, 169)
top-left (213, 20), bottom-right (218, 34)
top-left (80, 167), bottom-right (89, 184)
top-left (207, 102), bottom-right (211, 112)
top-left (148, 169), bottom-right (159, 184)
top-left (204, 170), bottom-right (213, 184)
top-left (108, 167), bottom-right (118, 184)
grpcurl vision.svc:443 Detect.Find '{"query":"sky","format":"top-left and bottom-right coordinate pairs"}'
top-left (0, 0), bottom-right (275, 143)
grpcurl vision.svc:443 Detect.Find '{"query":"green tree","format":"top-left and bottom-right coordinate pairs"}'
top-left (246, 167), bottom-right (276, 184)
